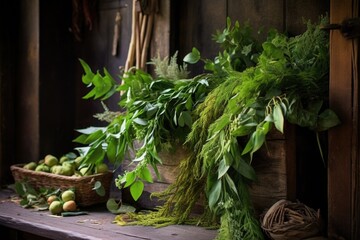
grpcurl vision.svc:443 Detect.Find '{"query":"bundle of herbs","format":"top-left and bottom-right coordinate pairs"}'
top-left (74, 52), bottom-right (220, 201)
top-left (74, 16), bottom-right (339, 240)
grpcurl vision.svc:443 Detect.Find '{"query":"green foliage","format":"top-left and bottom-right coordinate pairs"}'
top-left (79, 59), bottom-right (117, 100)
top-left (14, 181), bottom-right (60, 209)
top-left (75, 16), bottom-right (340, 240)
top-left (189, 16), bottom-right (338, 240)
top-left (92, 180), bottom-right (106, 197)
top-left (74, 53), bottom-right (215, 201)
top-left (183, 47), bottom-right (201, 64)
top-left (124, 16), bottom-right (339, 240)
top-left (209, 17), bottom-right (261, 72)
top-left (215, 177), bottom-right (264, 240)
top-left (150, 51), bottom-right (189, 80)
top-left (106, 198), bottom-right (136, 214)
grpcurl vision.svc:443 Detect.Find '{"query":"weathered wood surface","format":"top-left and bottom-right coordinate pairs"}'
top-left (250, 140), bottom-right (288, 213)
top-left (328, 0), bottom-right (358, 239)
top-left (0, 188), bottom-right (217, 240)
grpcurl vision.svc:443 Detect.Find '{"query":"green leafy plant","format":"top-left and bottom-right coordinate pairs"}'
top-left (14, 181), bottom-right (59, 209)
top-left (74, 54), bottom-right (217, 201)
top-left (74, 16), bottom-right (340, 240)
top-left (188, 16), bottom-right (339, 240)
top-left (106, 198), bottom-right (136, 214)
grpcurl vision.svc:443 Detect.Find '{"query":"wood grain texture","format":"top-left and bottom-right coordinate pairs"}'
top-left (228, 0), bottom-right (284, 41)
top-left (150, 0), bottom-right (170, 61)
top-left (328, 0), bottom-right (354, 239)
top-left (15, 0), bottom-right (40, 164)
top-left (285, 0), bottom-right (329, 36)
top-left (0, 189), bottom-right (217, 240)
top-left (250, 140), bottom-right (288, 213)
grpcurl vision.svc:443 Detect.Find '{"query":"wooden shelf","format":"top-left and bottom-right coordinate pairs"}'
top-left (0, 188), bottom-right (217, 240)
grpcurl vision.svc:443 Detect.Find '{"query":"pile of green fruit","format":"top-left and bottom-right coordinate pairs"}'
top-left (48, 189), bottom-right (78, 215)
top-left (22, 153), bottom-right (109, 177)
top-left (14, 181), bottom-right (86, 216)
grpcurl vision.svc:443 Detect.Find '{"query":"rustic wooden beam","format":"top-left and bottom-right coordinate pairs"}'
top-left (150, 0), bottom-right (170, 60)
top-left (15, 0), bottom-right (40, 164)
top-left (328, 0), bottom-right (357, 239)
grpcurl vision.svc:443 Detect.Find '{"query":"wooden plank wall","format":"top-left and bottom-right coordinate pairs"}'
top-left (328, 0), bottom-right (359, 239)
top-left (73, 0), bottom-right (132, 129)
top-left (15, 0), bottom-right (40, 164)
top-left (173, 0), bottom-right (328, 61)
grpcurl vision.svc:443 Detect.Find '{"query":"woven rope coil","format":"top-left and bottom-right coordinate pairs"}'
top-left (261, 199), bottom-right (322, 240)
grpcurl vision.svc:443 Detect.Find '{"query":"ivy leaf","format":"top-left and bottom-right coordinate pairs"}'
top-left (106, 198), bottom-right (136, 214)
top-left (242, 134), bottom-right (254, 155)
top-left (72, 134), bottom-right (90, 147)
top-left (133, 118), bottom-right (148, 126)
top-left (183, 47), bottom-right (201, 64)
top-left (208, 180), bottom-right (221, 210)
top-left (233, 157), bottom-right (257, 181)
top-left (130, 180), bottom-right (144, 201)
top-left (93, 73), bottom-right (112, 99)
top-left (178, 112), bottom-right (185, 127)
top-left (317, 109), bottom-right (341, 131)
top-left (251, 128), bottom-right (266, 154)
top-left (139, 167), bottom-right (153, 183)
top-left (124, 171), bottom-right (136, 188)
top-left (75, 126), bottom-right (105, 135)
top-left (14, 182), bottom-right (26, 197)
top-left (231, 125), bottom-right (253, 137)
top-left (308, 100), bottom-right (323, 115)
top-left (106, 137), bottom-right (117, 163)
top-left (92, 181), bottom-right (106, 197)
top-left (178, 111), bottom-right (192, 128)
top-left (204, 59), bottom-right (215, 71)
top-left (212, 115), bottom-right (231, 133)
top-left (85, 145), bottom-right (105, 165)
top-left (79, 58), bottom-right (95, 85)
top-left (262, 42), bottom-right (284, 59)
top-left (84, 130), bottom-right (105, 144)
top-left (145, 105), bottom-right (158, 118)
top-left (185, 96), bottom-right (193, 110)
top-left (82, 88), bottom-right (96, 99)
top-left (273, 104), bottom-right (284, 133)
top-left (241, 43), bottom-right (253, 56)
top-left (224, 173), bottom-right (238, 196)
top-left (242, 127), bottom-right (266, 159)
top-left (218, 158), bottom-right (230, 179)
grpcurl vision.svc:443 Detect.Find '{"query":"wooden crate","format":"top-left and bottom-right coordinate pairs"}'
top-left (121, 144), bottom-right (187, 209)
top-left (122, 127), bottom-right (296, 213)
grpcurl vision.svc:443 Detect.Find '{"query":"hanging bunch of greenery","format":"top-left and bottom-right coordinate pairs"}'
top-left (74, 15), bottom-right (339, 240)
top-left (74, 52), bottom-right (222, 201)
top-left (123, 16), bottom-right (339, 240)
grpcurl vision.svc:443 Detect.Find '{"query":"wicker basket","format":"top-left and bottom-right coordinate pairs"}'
top-left (261, 199), bottom-right (322, 240)
top-left (11, 164), bottom-right (113, 207)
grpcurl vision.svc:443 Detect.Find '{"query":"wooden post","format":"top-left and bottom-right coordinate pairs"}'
top-left (15, 0), bottom-right (40, 164)
top-left (150, 0), bottom-right (170, 61)
top-left (328, 0), bottom-right (359, 239)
